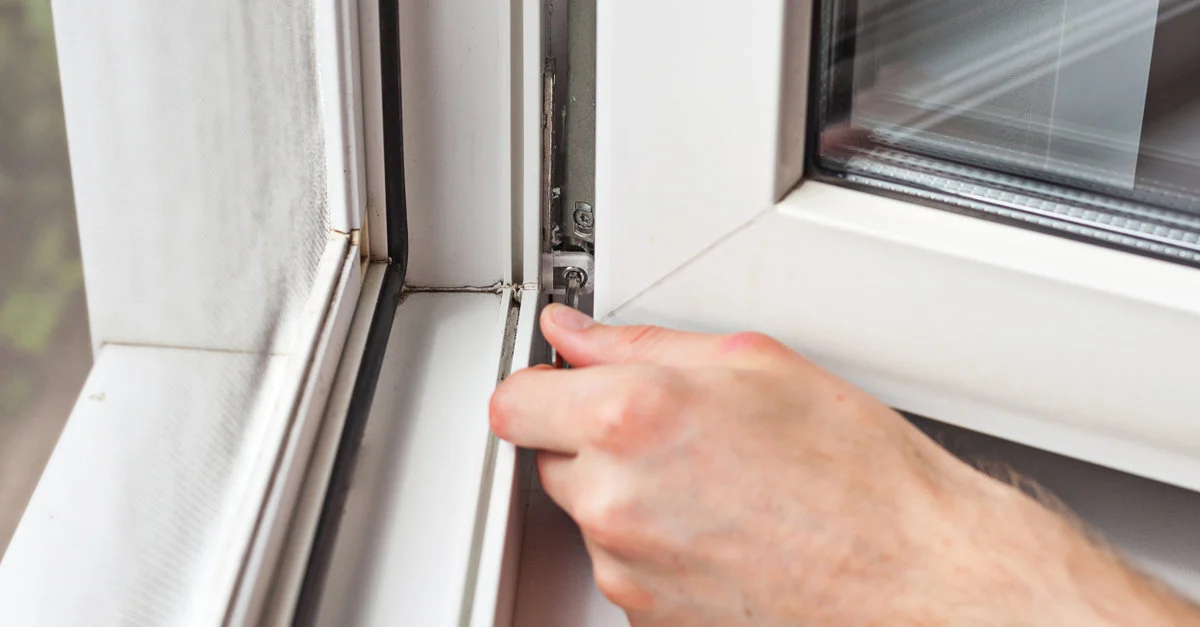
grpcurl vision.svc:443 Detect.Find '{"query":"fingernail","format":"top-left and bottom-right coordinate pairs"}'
top-left (550, 304), bottom-right (596, 331)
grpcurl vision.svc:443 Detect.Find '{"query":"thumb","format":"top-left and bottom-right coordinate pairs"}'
top-left (540, 304), bottom-right (730, 368)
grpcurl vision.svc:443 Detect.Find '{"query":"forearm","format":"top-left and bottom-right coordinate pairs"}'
top-left (1019, 492), bottom-right (1199, 626)
top-left (929, 474), bottom-right (1200, 626)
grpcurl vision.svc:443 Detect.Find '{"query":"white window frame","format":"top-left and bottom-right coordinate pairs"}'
top-left (9, 1), bottom-right (1200, 625)
top-left (595, 0), bottom-right (1200, 492)
top-left (303, 0), bottom-right (545, 624)
top-left (3, 0), bottom-right (544, 621)
top-left (0, 1), bottom-right (390, 625)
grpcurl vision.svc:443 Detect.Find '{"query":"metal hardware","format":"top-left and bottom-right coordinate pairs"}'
top-left (571, 201), bottom-right (594, 242)
top-left (563, 267), bottom-right (584, 309)
top-left (545, 2), bottom-right (598, 366)
top-left (545, 250), bottom-right (595, 296)
top-left (553, 266), bottom-right (588, 369)
top-left (562, 0), bottom-right (597, 250)
top-left (541, 59), bottom-right (557, 255)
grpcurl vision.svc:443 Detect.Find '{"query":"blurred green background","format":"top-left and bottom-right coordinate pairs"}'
top-left (0, 0), bottom-right (92, 555)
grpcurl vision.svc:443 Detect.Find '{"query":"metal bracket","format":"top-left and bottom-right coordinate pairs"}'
top-left (545, 250), bottom-right (594, 296)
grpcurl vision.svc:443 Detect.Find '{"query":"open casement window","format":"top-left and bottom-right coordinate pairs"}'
top-left (4, 1), bottom-right (1200, 627)
top-left (595, 0), bottom-right (1200, 491)
top-left (585, 0), bottom-right (1200, 617)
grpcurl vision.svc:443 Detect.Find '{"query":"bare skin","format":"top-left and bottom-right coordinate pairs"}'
top-left (490, 304), bottom-right (1200, 626)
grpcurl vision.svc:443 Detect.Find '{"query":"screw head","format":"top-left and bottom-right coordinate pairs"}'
top-left (573, 208), bottom-right (594, 228)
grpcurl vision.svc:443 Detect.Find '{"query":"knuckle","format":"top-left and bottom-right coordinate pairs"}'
top-left (575, 495), bottom-right (618, 538)
top-left (592, 371), bottom-right (681, 449)
top-left (592, 564), bottom-right (654, 613)
top-left (575, 493), bottom-right (636, 550)
top-left (593, 395), bottom-right (639, 446)
top-left (721, 331), bottom-right (786, 357)
top-left (575, 490), bottom-right (662, 560)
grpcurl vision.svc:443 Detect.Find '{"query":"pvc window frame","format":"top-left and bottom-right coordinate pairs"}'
top-left (4, 0), bottom-right (539, 623)
top-left (0, 1), bottom-right (400, 625)
top-left (297, 0), bottom-right (546, 625)
top-left (595, 0), bottom-right (1200, 492)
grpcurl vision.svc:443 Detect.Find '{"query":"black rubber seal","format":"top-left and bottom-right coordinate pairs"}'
top-left (379, 0), bottom-right (409, 267)
top-left (292, 0), bottom-right (408, 622)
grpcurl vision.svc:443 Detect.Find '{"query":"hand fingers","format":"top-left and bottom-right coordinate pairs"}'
top-left (491, 362), bottom-right (688, 456)
top-left (535, 448), bottom-right (637, 604)
top-left (585, 537), bottom-right (658, 616)
top-left (541, 304), bottom-right (752, 368)
top-left (535, 449), bottom-right (576, 512)
top-left (490, 366), bottom-right (585, 452)
top-left (492, 364), bottom-right (655, 453)
top-left (539, 453), bottom-right (667, 622)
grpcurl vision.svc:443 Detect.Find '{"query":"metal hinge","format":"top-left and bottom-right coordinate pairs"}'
top-left (540, 54), bottom-right (595, 307)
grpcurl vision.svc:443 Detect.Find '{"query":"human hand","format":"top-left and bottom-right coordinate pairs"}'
top-left (489, 305), bottom-right (1200, 626)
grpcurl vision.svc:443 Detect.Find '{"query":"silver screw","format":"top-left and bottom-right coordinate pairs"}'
top-left (573, 202), bottom-right (594, 229)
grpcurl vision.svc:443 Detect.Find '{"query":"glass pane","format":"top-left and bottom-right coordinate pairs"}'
top-left (0, 2), bottom-right (90, 554)
top-left (816, 0), bottom-right (1200, 264)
